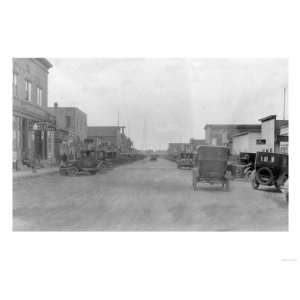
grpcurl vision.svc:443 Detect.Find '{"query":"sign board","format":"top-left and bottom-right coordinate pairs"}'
top-left (256, 139), bottom-right (266, 145)
top-left (29, 120), bottom-right (56, 131)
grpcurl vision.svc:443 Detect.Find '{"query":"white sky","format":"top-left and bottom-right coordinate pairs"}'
top-left (48, 58), bottom-right (288, 150)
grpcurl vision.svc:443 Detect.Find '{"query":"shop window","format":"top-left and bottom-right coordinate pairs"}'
top-left (37, 87), bottom-right (43, 106)
top-left (25, 80), bottom-right (32, 101)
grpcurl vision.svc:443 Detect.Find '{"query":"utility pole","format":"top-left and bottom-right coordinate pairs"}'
top-left (283, 88), bottom-right (286, 120)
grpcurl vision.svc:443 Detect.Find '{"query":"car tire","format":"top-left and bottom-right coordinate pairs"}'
top-left (256, 167), bottom-right (274, 185)
top-left (67, 167), bottom-right (78, 176)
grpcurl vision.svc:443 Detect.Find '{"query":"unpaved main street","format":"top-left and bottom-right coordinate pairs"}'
top-left (13, 158), bottom-right (288, 231)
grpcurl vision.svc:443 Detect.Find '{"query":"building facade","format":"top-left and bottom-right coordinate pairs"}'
top-left (13, 58), bottom-right (55, 169)
top-left (279, 123), bottom-right (288, 154)
top-left (204, 124), bottom-right (262, 151)
top-left (189, 138), bottom-right (206, 152)
top-left (259, 115), bottom-right (288, 153)
top-left (232, 131), bottom-right (265, 155)
top-left (86, 126), bottom-right (127, 154)
top-left (48, 103), bottom-right (88, 160)
top-left (167, 143), bottom-right (191, 155)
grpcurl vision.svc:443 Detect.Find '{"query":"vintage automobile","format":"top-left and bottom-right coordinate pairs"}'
top-left (240, 152), bottom-right (256, 178)
top-left (192, 146), bottom-right (231, 191)
top-left (250, 152), bottom-right (288, 191)
top-left (150, 154), bottom-right (158, 161)
top-left (176, 152), bottom-right (194, 169)
top-left (59, 151), bottom-right (104, 176)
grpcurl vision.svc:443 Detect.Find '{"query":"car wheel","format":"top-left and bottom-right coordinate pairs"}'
top-left (67, 167), bottom-right (78, 176)
top-left (256, 167), bottom-right (274, 185)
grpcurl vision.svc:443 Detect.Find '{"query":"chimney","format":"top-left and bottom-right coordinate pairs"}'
top-left (54, 102), bottom-right (58, 108)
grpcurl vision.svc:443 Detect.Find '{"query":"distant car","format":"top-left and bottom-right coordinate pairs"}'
top-left (250, 152), bottom-right (288, 191)
top-left (177, 152), bottom-right (193, 169)
top-left (150, 154), bottom-right (158, 161)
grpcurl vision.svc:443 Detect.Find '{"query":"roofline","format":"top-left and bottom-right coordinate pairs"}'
top-left (48, 106), bottom-right (87, 115)
top-left (232, 130), bottom-right (261, 138)
top-left (259, 115), bottom-right (277, 122)
top-left (35, 58), bottom-right (53, 69)
top-left (204, 124), bottom-right (261, 129)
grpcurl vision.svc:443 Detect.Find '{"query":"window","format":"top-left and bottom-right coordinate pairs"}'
top-left (37, 87), bottom-right (43, 106)
top-left (13, 73), bottom-right (18, 97)
top-left (25, 80), bottom-right (32, 101)
top-left (66, 116), bottom-right (71, 128)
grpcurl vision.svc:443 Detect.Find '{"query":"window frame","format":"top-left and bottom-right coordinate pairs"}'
top-left (25, 79), bottom-right (32, 102)
top-left (13, 72), bottom-right (18, 97)
top-left (37, 86), bottom-right (43, 106)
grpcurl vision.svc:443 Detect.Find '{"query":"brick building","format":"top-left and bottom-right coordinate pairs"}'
top-left (48, 103), bottom-right (87, 160)
top-left (13, 58), bottom-right (55, 169)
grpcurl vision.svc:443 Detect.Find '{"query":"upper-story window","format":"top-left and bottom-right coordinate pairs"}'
top-left (25, 80), bottom-right (32, 101)
top-left (66, 116), bottom-right (71, 128)
top-left (37, 87), bottom-right (43, 106)
top-left (13, 73), bottom-right (18, 97)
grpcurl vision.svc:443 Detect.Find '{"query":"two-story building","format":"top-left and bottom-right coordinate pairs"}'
top-left (48, 103), bottom-right (87, 160)
top-left (13, 58), bottom-right (55, 169)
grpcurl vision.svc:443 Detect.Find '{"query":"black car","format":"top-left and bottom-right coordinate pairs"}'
top-left (250, 152), bottom-right (288, 190)
top-left (59, 151), bottom-right (103, 176)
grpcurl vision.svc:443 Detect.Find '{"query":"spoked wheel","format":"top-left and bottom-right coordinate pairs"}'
top-left (67, 167), bottom-right (78, 176)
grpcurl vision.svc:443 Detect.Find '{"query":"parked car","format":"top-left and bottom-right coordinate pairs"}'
top-left (240, 152), bottom-right (256, 178)
top-left (59, 151), bottom-right (103, 176)
top-left (177, 152), bottom-right (194, 169)
top-left (150, 154), bottom-right (158, 161)
top-left (250, 152), bottom-right (288, 190)
top-left (192, 146), bottom-right (232, 191)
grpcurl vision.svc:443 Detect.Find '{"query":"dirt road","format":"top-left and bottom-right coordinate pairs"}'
top-left (13, 158), bottom-right (288, 231)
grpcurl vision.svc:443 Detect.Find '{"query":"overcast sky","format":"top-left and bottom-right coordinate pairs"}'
top-left (48, 58), bottom-right (288, 150)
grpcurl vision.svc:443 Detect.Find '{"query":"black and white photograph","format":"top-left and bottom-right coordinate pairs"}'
top-left (13, 58), bottom-right (289, 231)
top-left (2, 1), bottom-right (299, 300)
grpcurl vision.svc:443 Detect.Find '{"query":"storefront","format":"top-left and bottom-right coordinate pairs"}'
top-left (13, 108), bottom-right (56, 169)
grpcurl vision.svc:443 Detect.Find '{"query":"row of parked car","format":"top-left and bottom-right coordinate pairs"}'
top-left (171, 147), bottom-right (289, 202)
top-left (59, 150), bottom-right (145, 176)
